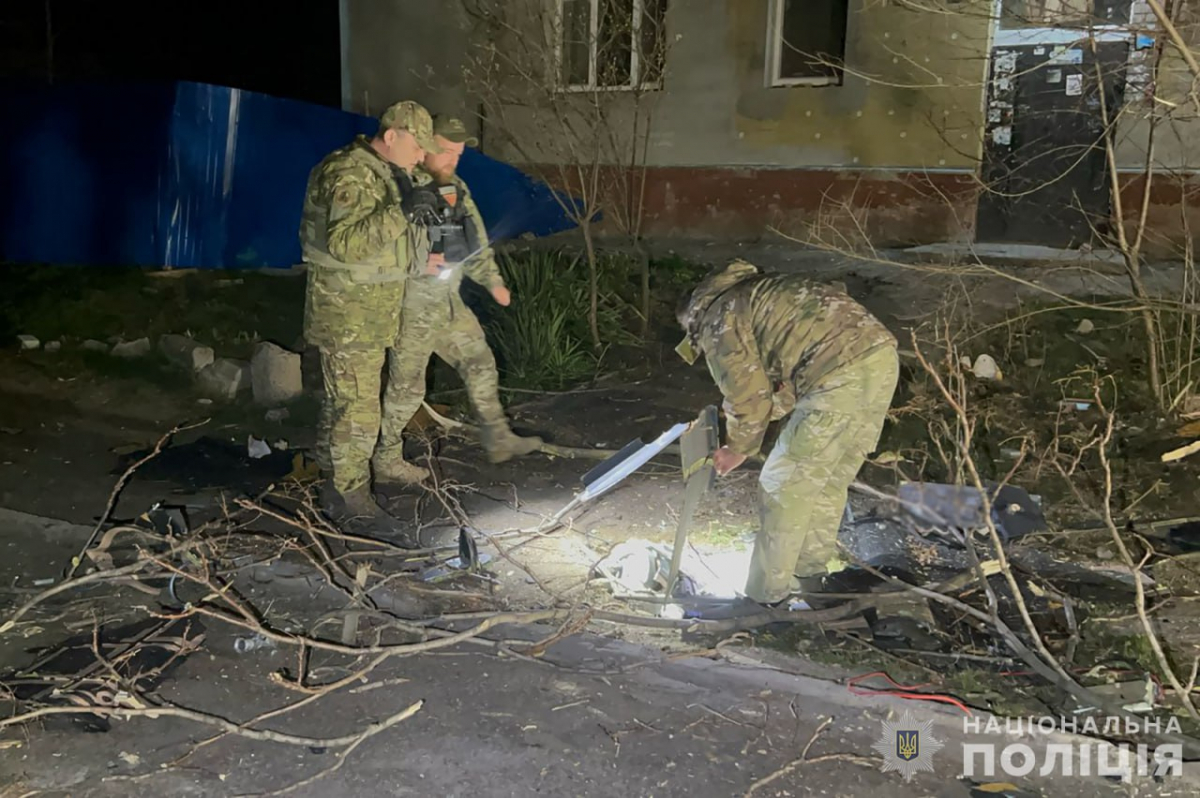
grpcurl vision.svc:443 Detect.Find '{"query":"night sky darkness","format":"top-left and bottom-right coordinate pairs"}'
top-left (0, 0), bottom-right (341, 106)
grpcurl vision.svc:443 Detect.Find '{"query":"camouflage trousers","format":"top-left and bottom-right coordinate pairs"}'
top-left (315, 345), bottom-right (402, 494)
top-left (374, 292), bottom-right (506, 469)
top-left (745, 344), bottom-right (900, 604)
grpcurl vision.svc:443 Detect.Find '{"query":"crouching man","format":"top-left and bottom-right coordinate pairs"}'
top-left (674, 260), bottom-right (899, 605)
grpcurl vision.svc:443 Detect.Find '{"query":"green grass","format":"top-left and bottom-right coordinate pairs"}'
top-left (0, 264), bottom-right (304, 359)
top-left (480, 249), bottom-right (644, 391)
top-left (1, 251), bottom-right (715, 399)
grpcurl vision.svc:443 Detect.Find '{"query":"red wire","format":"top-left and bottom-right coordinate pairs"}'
top-left (847, 671), bottom-right (974, 716)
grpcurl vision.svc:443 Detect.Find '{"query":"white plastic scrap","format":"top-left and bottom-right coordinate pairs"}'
top-left (593, 539), bottom-right (747, 601)
top-left (247, 436), bottom-right (271, 459)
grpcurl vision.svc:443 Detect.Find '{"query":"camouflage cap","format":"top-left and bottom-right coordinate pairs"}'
top-left (432, 115), bottom-right (479, 147)
top-left (675, 259), bottom-right (760, 364)
top-left (379, 100), bottom-right (442, 153)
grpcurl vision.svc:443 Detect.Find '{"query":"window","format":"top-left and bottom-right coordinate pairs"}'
top-left (557, 0), bottom-right (668, 91)
top-left (766, 0), bottom-right (849, 87)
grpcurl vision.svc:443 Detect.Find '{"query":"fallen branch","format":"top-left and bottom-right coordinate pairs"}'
top-left (169, 598), bottom-right (563, 657)
top-left (864, 565), bottom-right (1200, 754)
top-left (1161, 439), bottom-right (1200, 463)
top-left (743, 717), bottom-right (875, 797)
top-left (68, 421), bottom-right (204, 579)
top-left (241, 700), bottom-right (421, 797)
top-left (419, 400), bottom-right (677, 461)
top-left (1093, 386), bottom-right (1200, 721)
top-left (175, 650), bottom-right (399, 766)
top-left (0, 700), bottom-right (423, 748)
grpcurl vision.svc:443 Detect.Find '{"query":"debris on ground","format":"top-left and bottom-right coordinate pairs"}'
top-left (971, 353), bottom-right (1001, 380)
top-left (158, 333), bottom-right (215, 372)
top-left (197, 357), bottom-right (251, 399)
top-left (250, 341), bottom-right (303, 405)
top-left (111, 337), bottom-right (152, 358)
top-left (111, 435), bottom-right (297, 491)
top-left (2, 617), bottom-right (207, 732)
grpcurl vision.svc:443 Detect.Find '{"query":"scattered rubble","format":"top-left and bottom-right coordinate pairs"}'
top-left (82, 339), bottom-right (110, 353)
top-left (16, 334), bottom-right (39, 350)
top-left (111, 337), bottom-right (151, 358)
top-left (197, 358), bottom-right (250, 400)
top-left (43, 340), bottom-right (61, 353)
top-left (251, 342), bottom-right (303, 405)
top-left (158, 333), bottom-right (215, 372)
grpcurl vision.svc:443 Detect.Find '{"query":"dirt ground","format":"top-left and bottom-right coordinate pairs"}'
top-left (3, 248), bottom-right (1200, 795)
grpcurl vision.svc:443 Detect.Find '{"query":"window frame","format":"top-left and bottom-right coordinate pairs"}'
top-left (554, 0), bottom-right (666, 93)
top-left (765, 0), bottom-right (848, 88)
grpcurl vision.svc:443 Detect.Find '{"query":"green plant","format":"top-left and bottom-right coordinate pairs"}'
top-left (484, 249), bottom-right (641, 390)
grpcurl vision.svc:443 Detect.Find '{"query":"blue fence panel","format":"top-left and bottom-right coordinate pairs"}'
top-left (457, 147), bottom-right (582, 241)
top-left (0, 80), bottom-right (579, 269)
top-left (222, 90), bottom-right (376, 268)
top-left (161, 82), bottom-right (239, 268)
top-left (0, 81), bottom-right (174, 267)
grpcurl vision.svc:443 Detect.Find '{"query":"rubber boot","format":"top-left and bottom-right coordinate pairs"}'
top-left (790, 567), bottom-right (884, 610)
top-left (480, 424), bottom-right (543, 464)
top-left (319, 481), bottom-right (422, 549)
top-left (373, 457), bottom-right (431, 487)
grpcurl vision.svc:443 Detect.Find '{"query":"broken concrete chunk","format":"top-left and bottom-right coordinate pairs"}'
top-left (16, 334), bottom-right (39, 350)
top-left (197, 358), bottom-right (251, 400)
top-left (111, 337), bottom-right (152, 358)
top-left (82, 339), bottom-right (110, 353)
top-left (250, 342), bottom-right (303, 405)
top-left (44, 341), bottom-right (61, 353)
top-left (159, 334), bottom-right (215, 373)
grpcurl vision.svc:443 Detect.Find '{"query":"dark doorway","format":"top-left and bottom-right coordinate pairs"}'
top-left (976, 40), bottom-right (1130, 247)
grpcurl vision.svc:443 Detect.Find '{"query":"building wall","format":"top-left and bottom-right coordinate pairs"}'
top-left (1112, 8), bottom-right (1200, 256)
top-left (341, 1), bottom-right (1200, 249)
top-left (342, 0), bottom-right (993, 244)
top-left (339, 0), bottom-right (482, 140)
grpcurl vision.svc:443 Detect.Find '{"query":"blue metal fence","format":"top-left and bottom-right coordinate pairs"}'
top-left (0, 80), bottom-right (578, 269)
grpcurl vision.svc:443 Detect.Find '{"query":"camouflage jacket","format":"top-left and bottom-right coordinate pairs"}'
top-left (685, 260), bottom-right (897, 456)
top-left (404, 168), bottom-right (503, 310)
top-left (299, 135), bottom-right (428, 349)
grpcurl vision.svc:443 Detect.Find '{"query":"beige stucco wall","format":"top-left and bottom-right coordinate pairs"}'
top-left (1114, 15), bottom-right (1200, 172)
top-left (343, 0), bottom-right (994, 171)
top-left (340, 0), bottom-right (482, 140)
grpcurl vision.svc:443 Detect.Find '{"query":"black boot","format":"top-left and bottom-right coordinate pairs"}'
top-left (319, 481), bottom-right (422, 549)
top-left (791, 567), bottom-right (884, 609)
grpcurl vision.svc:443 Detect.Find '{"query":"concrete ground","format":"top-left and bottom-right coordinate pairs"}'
top-left (3, 246), bottom-right (1200, 796)
top-left (2, 510), bottom-right (1194, 798)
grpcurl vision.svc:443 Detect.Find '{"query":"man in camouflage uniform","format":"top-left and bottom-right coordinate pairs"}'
top-left (299, 100), bottom-right (444, 545)
top-left (374, 115), bottom-right (542, 484)
top-left (675, 260), bottom-right (899, 605)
